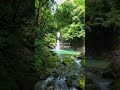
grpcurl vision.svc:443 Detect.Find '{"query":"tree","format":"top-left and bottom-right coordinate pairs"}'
top-left (54, 0), bottom-right (85, 44)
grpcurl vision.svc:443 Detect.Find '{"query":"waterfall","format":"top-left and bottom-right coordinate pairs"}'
top-left (55, 32), bottom-right (60, 50)
top-left (56, 40), bottom-right (60, 50)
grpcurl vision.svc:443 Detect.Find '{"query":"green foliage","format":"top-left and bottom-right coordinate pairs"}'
top-left (47, 54), bottom-right (58, 68)
top-left (61, 22), bottom-right (85, 40)
top-left (54, 0), bottom-right (85, 41)
top-left (112, 78), bottom-right (120, 90)
top-left (0, 35), bottom-right (6, 48)
top-left (81, 58), bottom-right (85, 67)
top-left (35, 38), bottom-right (45, 71)
top-left (44, 33), bottom-right (56, 47)
top-left (79, 76), bottom-right (85, 90)
top-left (35, 38), bottom-right (58, 72)
top-left (86, 0), bottom-right (120, 31)
top-left (0, 0), bottom-right (36, 89)
top-left (86, 75), bottom-right (97, 90)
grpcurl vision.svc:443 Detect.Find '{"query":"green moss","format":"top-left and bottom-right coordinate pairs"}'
top-left (85, 75), bottom-right (98, 90)
top-left (63, 56), bottom-right (74, 65)
top-left (112, 78), bottom-right (120, 90)
top-left (70, 75), bottom-right (78, 79)
top-left (79, 76), bottom-right (85, 90)
top-left (81, 58), bottom-right (85, 67)
top-left (47, 54), bottom-right (58, 68)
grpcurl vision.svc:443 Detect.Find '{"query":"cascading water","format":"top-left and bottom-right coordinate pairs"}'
top-left (55, 32), bottom-right (60, 50)
top-left (35, 32), bottom-right (84, 90)
top-left (56, 40), bottom-right (60, 50)
top-left (35, 57), bottom-right (83, 90)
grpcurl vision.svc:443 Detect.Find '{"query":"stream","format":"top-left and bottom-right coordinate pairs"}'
top-left (86, 71), bottom-right (112, 90)
top-left (86, 58), bottom-right (112, 90)
top-left (35, 57), bottom-right (112, 90)
top-left (35, 56), bottom-right (84, 90)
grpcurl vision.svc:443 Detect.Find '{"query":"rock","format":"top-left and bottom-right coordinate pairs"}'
top-left (102, 60), bottom-right (120, 79)
top-left (78, 56), bottom-right (83, 59)
top-left (69, 75), bottom-right (78, 79)
top-left (76, 86), bottom-right (82, 90)
top-left (66, 74), bottom-right (79, 88)
top-left (66, 78), bottom-right (72, 87)
top-left (85, 75), bottom-right (98, 90)
top-left (63, 56), bottom-right (74, 66)
top-left (102, 71), bottom-right (115, 79)
top-left (47, 81), bottom-right (53, 87)
top-left (47, 86), bottom-right (54, 90)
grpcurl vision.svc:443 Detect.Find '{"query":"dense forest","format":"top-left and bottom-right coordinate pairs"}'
top-left (86, 0), bottom-right (120, 56)
top-left (0, 0), bottom-right (85, 90)
top-left (0, 0), bottom-right (120, 90)
top-left (0, 0), bottom-right (35, 89)
top-left (86, 0), bottom-right (120, 90)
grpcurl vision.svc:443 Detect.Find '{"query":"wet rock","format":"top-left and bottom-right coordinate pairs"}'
top-left (102, 71), bottom-right (115, 79)
top-left (69, 75), bottom-right (78, 79)
top-left (47, 81), bottom-right (54, 87)
top-left (66, 79), bottom-right (72, 87)
top-left (102, 60), bottom-right (120, 79)
top-left (66, 74), bottom-right (79, 88)
top-left (78, 56), bottom-right (83, 59)
top-left (47, 86), bottom-right (54, 90)
top-left (72, 81), bottom-right (82, 90)
top-left (75, 86), bottom-right (82, 90)
top-left (53, 72), bottom-right (59, 78)
top-left (85, 75), bottom-right (98, 90)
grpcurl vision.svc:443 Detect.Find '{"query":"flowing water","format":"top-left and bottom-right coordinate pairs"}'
top-left (35, 32), bottom-right (84, 90)
top-left (35, 56), bottom-right (83, 90)
top-left (86, 71), bottom-right (112, 90)
top-left (86, 59), bottom-right (112, 90)
top-left (55, 40), bottom-right (60, 50)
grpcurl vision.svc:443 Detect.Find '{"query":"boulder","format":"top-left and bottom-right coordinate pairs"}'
top-left (102, 60), bottom-right (120, 79)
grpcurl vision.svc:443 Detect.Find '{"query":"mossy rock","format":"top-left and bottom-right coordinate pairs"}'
top-left (47, 55), bottom-right (58, 68)
top-left (81, 59), bottom-right (85, 67)
top-left (47, 81), bottom-right (54, 87)
top-left (63, 56), bottom-right (74, 65)
top-left (66, 75), bottom-right (79, 87)
top-left (79, 76), bottom-right (85, 90)
top-left (66, 79), bottom-right (73, 87)
top-left (53, 72), bottom-right (59, 78)
top-left (111, 78), bottom-right (120, 90)
top-left (86, 75), bottom-right (94, 84)
top-left (85, 75), bottom-right (98, 90)
top-left (69, 75), bottom-right (78, 79)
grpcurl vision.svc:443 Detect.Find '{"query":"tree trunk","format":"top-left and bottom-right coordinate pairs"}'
top-left (36, 0), bottom-right (42, 25)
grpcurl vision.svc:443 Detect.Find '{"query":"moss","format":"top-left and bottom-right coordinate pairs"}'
top-left (70, 75), bottom-right (78, 79)
top-left (63, 56), bottom-right (74, 65)
top-left (79, 76), bottom-right (85, 90)
top-left (81, 58), bottom-right (85, 67)
top-left (85, 75), bottom-right (98, 90)
top-left (47, 55), bottom-right (58, 68)
top-left (111, 78), bottom-right (120, 90)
